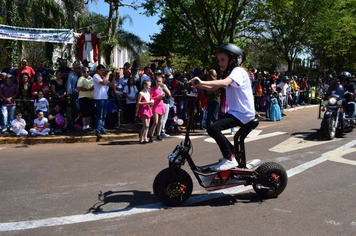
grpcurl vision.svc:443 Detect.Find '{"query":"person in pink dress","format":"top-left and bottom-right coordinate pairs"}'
top-left (137, 80), bottom-right (154, 144)
top-left (148, 76), bottom-right (171, 142)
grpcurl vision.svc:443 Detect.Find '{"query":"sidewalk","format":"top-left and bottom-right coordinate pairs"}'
top-left (0, 104), bottom-right (319, 145)
top-left (0, 123), bottom-right (141, 145)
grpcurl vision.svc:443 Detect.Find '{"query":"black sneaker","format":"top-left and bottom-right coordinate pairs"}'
top-left (156, 136), bottom-right (164, 141)
top-left (82, 129), bottom-right (89, 135)
top-left (148, 137), bottom-right (155, 143)
top-left (101, 130), bottom-right (110, 135)
top-left (96, 131), bottom-right (102, 139)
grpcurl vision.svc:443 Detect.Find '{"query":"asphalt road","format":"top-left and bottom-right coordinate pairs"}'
top-left (1, 106), bottom-right (356, 236)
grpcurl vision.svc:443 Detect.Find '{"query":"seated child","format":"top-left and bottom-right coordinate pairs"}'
top-left (30, 110), bottom-right (50, 136)
top-left (11, 111), bottom-right (28, 137)
top-left (165, 116), bottom-right (181, 135)
top-left (74, 111), bottom-right (83, 131)
top-left (48, 104), bottom-right (70, 134)
top-left (105, 100), bottom-right (118, 129)
top-left (33, 90), bottom-right (50, 117)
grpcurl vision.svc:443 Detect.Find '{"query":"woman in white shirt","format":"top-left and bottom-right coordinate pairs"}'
top-left (123, 77), bottom-right (138, 124)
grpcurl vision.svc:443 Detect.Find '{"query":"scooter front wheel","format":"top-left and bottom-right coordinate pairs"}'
top-left (253, 162), bottom-right (288, 198)
top-left (153, 168), bottom-right (193, 206)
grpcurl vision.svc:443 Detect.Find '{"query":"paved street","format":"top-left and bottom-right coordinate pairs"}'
top-left (1, 106), bottom-right (356, 236)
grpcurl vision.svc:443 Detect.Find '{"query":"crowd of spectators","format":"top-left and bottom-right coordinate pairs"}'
top-left (0, 57), bottom-right (331, 139)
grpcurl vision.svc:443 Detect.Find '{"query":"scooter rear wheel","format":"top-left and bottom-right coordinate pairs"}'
top-left (253, 162), bottom-right (288, 198)
top-left (153, 168), bottom-right (193, 206)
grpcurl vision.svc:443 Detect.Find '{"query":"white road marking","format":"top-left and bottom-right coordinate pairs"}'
top-left (1, 140), bottom-right (355, 232)
top-left (322, 146), bottom-right (356, 166)
top-left (269, 134), bottom-right (341, 153)
top-left (325, 220), bottom-right (343, 226)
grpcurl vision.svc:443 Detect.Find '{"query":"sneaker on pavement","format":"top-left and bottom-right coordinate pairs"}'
top-left (82, 129), bottom-right (89, 135)
top-left (156, 136), bottom-right (164, 141)
top-left (212, 158), bottom-right (238, 171)
top-left (160, 133), bottom-right (170, 138)
top-left (148, 137), bottom-right (155, 143)
top-left (95, 131), bottom-right (102, 139)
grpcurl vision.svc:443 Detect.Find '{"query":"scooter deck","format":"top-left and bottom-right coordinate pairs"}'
top-left (193, 159), bottom-right (259, 176)
top-left (193, 164), bottom-right (255, 176)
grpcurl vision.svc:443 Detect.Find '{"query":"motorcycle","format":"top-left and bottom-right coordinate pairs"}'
top-left (153, 86), bottom-right (288, 206)
top-left (321, 92), bottom-right (355, 140)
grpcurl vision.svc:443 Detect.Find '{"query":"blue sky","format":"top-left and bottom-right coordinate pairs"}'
top-left (88, 0), bottom-right (161, 43)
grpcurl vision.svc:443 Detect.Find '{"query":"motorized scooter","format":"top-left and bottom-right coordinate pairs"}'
top-left (153, 86), bottom-right (288, 206)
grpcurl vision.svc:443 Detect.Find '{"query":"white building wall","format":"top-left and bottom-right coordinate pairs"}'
top-left (53, 44), bottom-right (130, 69)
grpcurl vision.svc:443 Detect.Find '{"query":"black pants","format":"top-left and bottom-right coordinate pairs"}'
top-left (126, 103), bottom-right (136, 123)
top-left (207, 113), bottom-right (244, 159)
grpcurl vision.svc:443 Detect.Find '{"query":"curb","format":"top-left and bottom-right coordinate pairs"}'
top-left (0, 132), bottom-right (139, 145)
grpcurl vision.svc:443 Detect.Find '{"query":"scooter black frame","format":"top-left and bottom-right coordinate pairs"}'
top-left (153, 90), bottom-right (288, 206)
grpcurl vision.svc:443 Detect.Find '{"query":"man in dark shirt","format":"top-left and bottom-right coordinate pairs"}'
top-left (0, 74), bottom-right (19, 132)
top-left (2, 59), bottom-right (17, 85)
top-left (58, 59), bottom-right (72, 85)
top-left (35, 61), bottom-right (50, 83)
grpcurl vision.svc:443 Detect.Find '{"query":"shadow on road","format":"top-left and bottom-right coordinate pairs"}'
top-left (291, 130), bottom-right (327, 141)
top-left (98, 141), bottom-right (139, 146)
top-left (86, 190), bottom-right (157, 213)
top-left (187, 192), bottom-right (265, 207)
top-left (292, 129), bottom-right (348, 141)
top-left (86, 189), bottom-right (267, 214)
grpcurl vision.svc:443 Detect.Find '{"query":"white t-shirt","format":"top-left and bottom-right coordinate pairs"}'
top-left (34, 117), bottom-right (48, 129)
top-left (123, 85), bottom-right (138, 104)
top-left (11, 118), bottom-right (26, 128)
top-left (34, 98), bottom-right (49, 112)
top-left (164, 66), bottom-right (173, 79)
top-left (225, 67), bottom-right (255, 124)
top-left (277, 82), bottom-right (289, 96)
top-left (93, 73), bottom-right (110, 100)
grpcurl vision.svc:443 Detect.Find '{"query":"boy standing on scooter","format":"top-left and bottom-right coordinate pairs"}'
top-left (192, 43), bottom-right (255, 171)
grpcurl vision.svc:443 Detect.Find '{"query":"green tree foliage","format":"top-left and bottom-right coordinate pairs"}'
top-left (255, 0), bottom-right (330, 75)
top-left (309, 0), bottom-right (356, 75)
top-left (98, 0), bottom-right (144, 65)
top-left (143, 0), bottom-right (258, 70)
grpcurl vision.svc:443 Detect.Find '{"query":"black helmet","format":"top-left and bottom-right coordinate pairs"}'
top-left (217, 43), bottom-right (243, 66)
top-left (339, 71), bottom-right (351, 82)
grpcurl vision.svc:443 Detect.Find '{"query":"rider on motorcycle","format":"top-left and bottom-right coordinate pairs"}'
top-left (192, 43), bottom-right (255, 171)
top-left (339, 71), bottom-right (356, 118)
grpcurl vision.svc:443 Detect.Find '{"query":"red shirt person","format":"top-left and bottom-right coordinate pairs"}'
top-left (17, 59), bottom-right (35, 83)
top-left (31, 73), bottom-right (50, 100)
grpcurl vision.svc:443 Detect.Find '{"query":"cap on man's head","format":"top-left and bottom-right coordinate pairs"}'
top-left (36, 73), bottom-right (42, 77)
top-left (284, 76), bottom-right (289, 80)
top-left (73, 62), bottom-right (81, 69)
top-left (83, 59), bottom-right (90, 63)
top-left (6, 74), bottom-right (12, 79)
